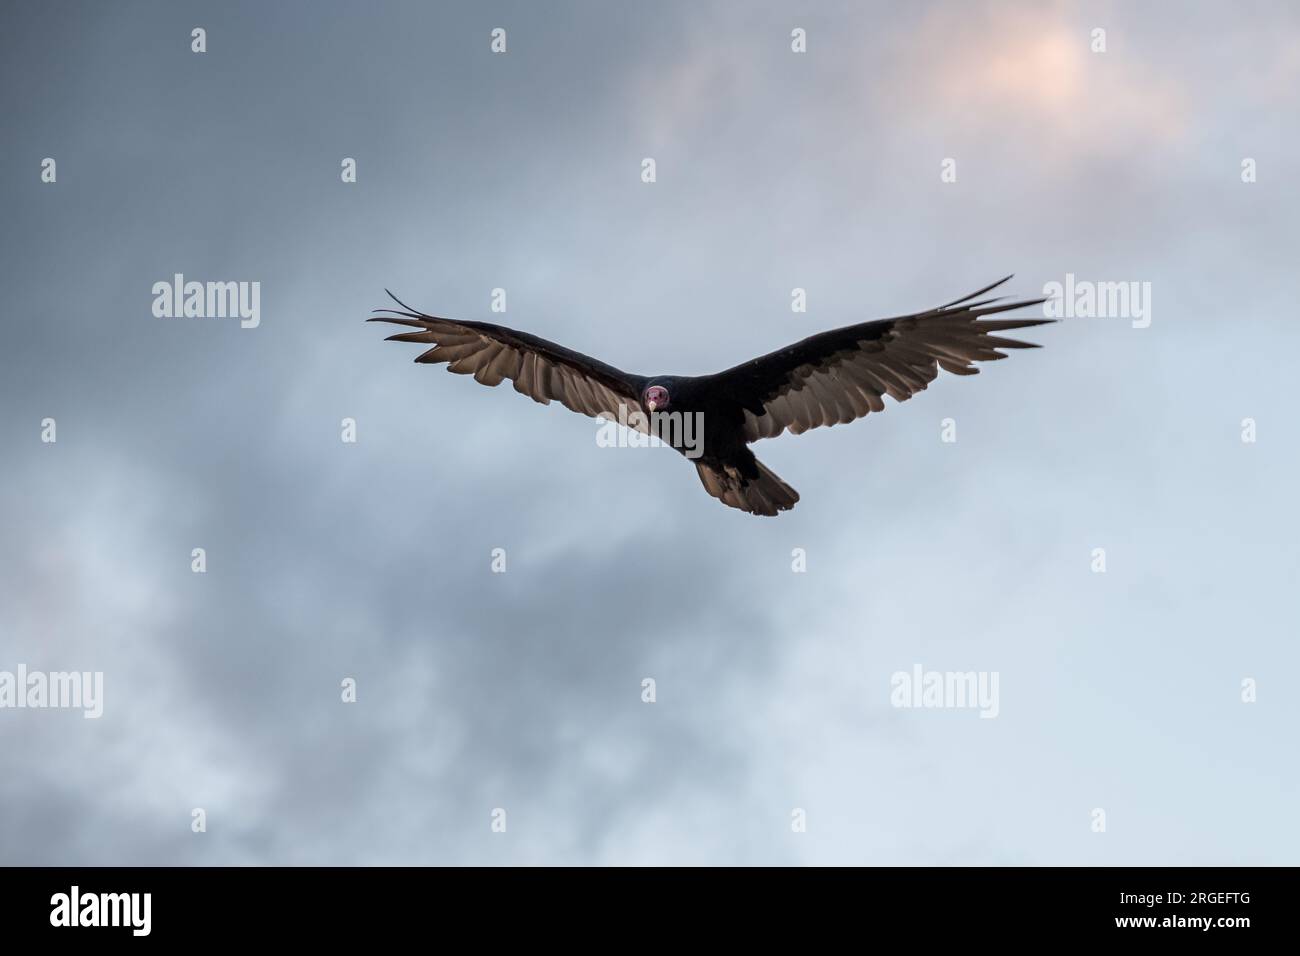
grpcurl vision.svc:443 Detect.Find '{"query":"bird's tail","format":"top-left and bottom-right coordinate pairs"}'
top-left (695, 456), bottom-right (800, 517)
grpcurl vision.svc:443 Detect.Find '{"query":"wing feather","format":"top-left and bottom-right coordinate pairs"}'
top-left (370, 293), bottom-right (647, 423)
top-left (704, 278), bottom-right (1051, 442)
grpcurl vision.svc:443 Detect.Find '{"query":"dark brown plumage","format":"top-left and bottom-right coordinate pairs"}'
top-left (370, 276), bottom-right (1051, 515)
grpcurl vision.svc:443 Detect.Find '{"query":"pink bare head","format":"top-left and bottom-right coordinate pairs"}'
top-left (643, 384), bottom-right (670, 412)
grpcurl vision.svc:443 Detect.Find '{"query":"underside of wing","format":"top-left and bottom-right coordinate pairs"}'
top-left (710, 277), bottom-right (1052, 442)
top-left (370, 292), bottom-right (647, 425)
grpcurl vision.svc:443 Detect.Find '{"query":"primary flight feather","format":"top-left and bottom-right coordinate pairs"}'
top-left (369, 276), bottom-right (1051, 516)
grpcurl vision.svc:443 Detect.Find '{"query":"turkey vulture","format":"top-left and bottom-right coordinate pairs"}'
top-left (370, 277), bottom-right (1050, 516)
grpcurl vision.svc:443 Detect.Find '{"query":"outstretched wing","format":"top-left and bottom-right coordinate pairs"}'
top-left (370, 293), bottom-right (648, 422)
top-left (703, 277), bottom-right (1052, 442)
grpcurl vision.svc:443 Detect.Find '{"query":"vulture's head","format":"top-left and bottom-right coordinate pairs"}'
top-left (643, 384), bottom-right (671, 412)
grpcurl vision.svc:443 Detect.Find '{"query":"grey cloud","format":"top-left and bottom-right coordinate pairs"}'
top-left (1, 0), bottom-right (1297, 865)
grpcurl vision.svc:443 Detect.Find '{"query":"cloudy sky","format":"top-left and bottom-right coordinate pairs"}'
top-left (2, 0), bottom-right (1297, 865)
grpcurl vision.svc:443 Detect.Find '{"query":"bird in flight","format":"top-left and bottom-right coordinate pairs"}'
top-left (370, 277), bottom-right (1050, 516)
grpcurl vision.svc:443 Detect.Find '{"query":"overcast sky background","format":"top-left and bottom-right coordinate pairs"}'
top-left (2, 0), bottom-right (1297, 865)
